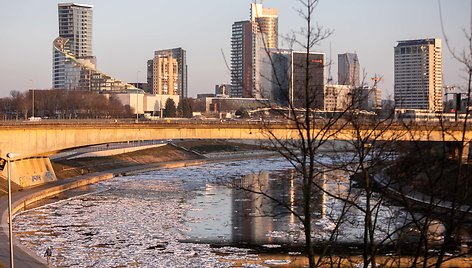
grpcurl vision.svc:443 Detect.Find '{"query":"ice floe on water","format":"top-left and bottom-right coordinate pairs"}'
top-left (13, 157), bottom-right (403, 267)
top-left (14, 178), bottom-right (241, 267)
top-left (13, 158), bottom-right (295, 267)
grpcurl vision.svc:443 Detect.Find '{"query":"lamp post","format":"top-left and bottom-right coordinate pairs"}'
top-left (6, 152), bottom-right (17, 268)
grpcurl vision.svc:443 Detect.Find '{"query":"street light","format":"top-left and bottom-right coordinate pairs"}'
top-left (6, 152), bottom-right (18, 268)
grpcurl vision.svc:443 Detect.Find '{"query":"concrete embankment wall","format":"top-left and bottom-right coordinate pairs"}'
top-left (1, 157), bottom-right (57, 189)
top-left (67, 144), bottom-right (167, 159)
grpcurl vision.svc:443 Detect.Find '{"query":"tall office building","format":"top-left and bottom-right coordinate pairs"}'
top-left (338, 53), bottom-right (360, 87)
top-left (259, 50), bottom-right (325, 108)
top-left (394, 38), bottom-right (443, 112)
top-left (148, 48), bottom-right (187, 98)
top-left (53, 3), bottom-right (137, 91)
top-left (230, 3), bottom-right (278, 98)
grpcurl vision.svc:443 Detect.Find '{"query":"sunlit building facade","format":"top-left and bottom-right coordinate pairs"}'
top-left (53, 3), bottom-right (137, 92)
top-left (230, 21), bottom-right (254, 98)
top-left (230, 3), bottom-right (278, 99)
top-left (148, 48), bottom-right (188, 98)
top-left (394, 38), bottom-right (443, 112)
top-left (252, 3), bottom-right (278, 99)
top-left (152, 54), bottom-right (178, 95)
top-left (53, 3), bottom-right (94, 89)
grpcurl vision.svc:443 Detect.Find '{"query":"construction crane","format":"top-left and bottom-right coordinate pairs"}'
top-left (371, 75), bottom-right (382, 87)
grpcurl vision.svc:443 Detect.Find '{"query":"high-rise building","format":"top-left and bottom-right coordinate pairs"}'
top-left (230, 21), bottom-right (254, 98)
top-left (252, 3), bottom-right (278, 99)
top-left (251, 3), bottom-right (278, 49)
top-left (259, 50), bottom-right (325, 108)
top-left (292, 52), bottom-right (325, 109)
top-left (53, 3), bottom-right (94, 89)
top-left (338, 53), bottom-right (360, 87)
top-left (148, 48), bottom-right (188, 98)
top-left (394, 38), bottom-right (443, 112)
top-left (230, 3), bottom-right (278, 99)
top-left (153, 54), bottom-right (178, 95)
top-left (52, 3), bottom-right (137, 92)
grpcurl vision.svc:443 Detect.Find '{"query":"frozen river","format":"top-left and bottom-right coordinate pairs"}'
top-left (13, 157), bottom-right (405, 267)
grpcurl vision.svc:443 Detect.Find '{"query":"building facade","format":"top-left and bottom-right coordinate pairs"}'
top-left (153, 54), bottom-right (178, 95)
top-left (324, 84), bottom-right (352, 111)
top-left (215, 84), bottom-right (231, 97)
top-left (53, 3), bottom-right (94, 89)
top-left (338, 53), bottom-right (360, 87)
top-left (251, 3), bottom-right (278, 49)
top-left (230, 3), bottom-right (278, 99)
top-left (52, 3), bottom-right (136, 92)
top-left (148, 48), bottom-right (188, 98)
top-left (259, 50), bottom-right (325, 108)
top-left (230, 21), bottom-right (254, 98)
top-left (324, 84), bottom-right (381, 112)
top-left (292, 52), bottom-right (325, 109)
top-left (394, 38), bottom-right (443, 112)
top-left (252, 3), bottom-right (278, 99)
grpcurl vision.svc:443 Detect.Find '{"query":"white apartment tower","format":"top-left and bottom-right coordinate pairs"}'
top-left (53, 3), bottom-right (94, 89)
top-left (394, 39), bottom-right (443, 112)
top-left (251, 3), bottom-right (278, 99)
top-left (251, 3), bottom-right (278, 49)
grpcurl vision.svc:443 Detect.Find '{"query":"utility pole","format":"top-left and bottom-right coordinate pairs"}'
top-left (29, 79), bottom-right (34, 118)
top-left (136, 71), bottom-right (140, 123)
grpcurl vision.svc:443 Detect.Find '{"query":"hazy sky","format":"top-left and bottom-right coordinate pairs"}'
top-left (0, 0), bottom-right (469, 98)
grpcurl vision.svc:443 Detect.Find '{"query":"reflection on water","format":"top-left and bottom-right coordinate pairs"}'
top-left (184, 169), bottom-right (316, 246)
top-left (230, 171), bottom-right (312, 246)
top-left (185, 167), bottom-right (404, 247)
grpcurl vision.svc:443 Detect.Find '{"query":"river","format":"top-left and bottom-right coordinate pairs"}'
top-left (13, 157), bottom-right (406, 267)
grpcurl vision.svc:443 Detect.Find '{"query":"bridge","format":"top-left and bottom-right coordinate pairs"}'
top-left (0, 120), bottom-right (470, 188)
top-left (0, 120), bottom-right (470, 157)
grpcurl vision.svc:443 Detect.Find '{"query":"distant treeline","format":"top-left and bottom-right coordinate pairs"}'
top-left (0, 90), bottom-right (133, 120)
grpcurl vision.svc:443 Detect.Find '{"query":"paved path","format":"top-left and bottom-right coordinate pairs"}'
top-left (0, 177), bottom-right (82, 267)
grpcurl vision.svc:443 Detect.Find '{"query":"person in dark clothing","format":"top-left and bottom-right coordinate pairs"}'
top-left (44, 246), bottom-right (52, 265)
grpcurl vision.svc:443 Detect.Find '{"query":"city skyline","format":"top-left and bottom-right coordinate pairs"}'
top-left (0, 0), bottom-right (468, 99)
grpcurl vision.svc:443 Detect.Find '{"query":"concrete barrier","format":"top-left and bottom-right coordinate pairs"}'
top-left (6, 157), bottom-right (57, 189)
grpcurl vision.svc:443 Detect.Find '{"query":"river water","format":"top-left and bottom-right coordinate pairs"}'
top-left (13, 157), bottom-right (406, 267)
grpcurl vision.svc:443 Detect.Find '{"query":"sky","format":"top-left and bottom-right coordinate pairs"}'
top-left (0, 0), bottom-right (469, 99)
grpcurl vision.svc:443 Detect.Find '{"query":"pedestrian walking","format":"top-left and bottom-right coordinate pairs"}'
top-left (44, 246), bottom-right (52, 265)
